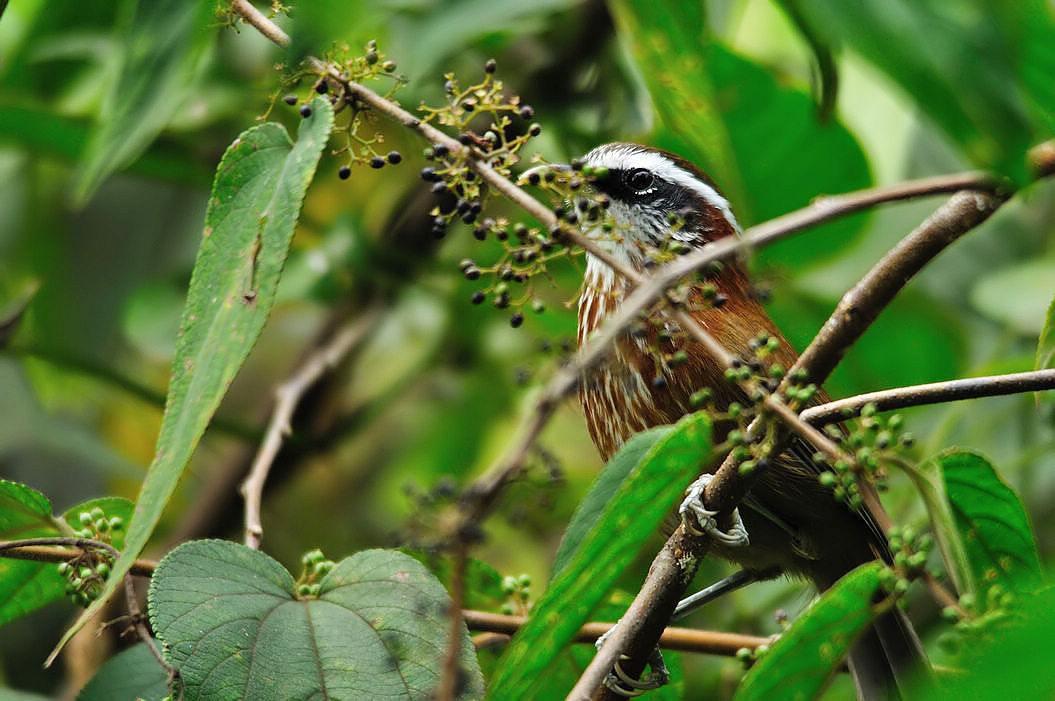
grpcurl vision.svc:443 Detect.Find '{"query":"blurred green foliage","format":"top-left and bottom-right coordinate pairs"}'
top-left (0, 0), bottom-right (1053, 697)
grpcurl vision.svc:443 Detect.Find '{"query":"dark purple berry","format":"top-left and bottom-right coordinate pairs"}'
top-left (283, 94), bottom-right (297, 105)
top-left (338, 166), bottom-right (351, 180)
top-left (510, 312), bottom-right (524, 328)
top-left (369, 156), bottom-right (385, 169)
top-left (386, 151), bottom-right (402, 165)
top-left (471, 291), bottom-right (486, 304)
top-left (315, 81), bottom-right (328, 94)
top-left (528, 123), bottom-right (541, 136)
top-left (420, 167), bottom-right (439, 181)
top-left (299, 104), bottom-right (312, 118)
top-left (519, 105), bottom-right (534, 119)
top-left (484, 58), bottom-right (497, 74)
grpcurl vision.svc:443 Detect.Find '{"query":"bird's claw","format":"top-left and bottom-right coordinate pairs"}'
top-left (603, 650), bottom-right (669, 697)
top-left (596, 621), bottom-right (669, 696)
top-left (679, 474), bottom-right (750, 546)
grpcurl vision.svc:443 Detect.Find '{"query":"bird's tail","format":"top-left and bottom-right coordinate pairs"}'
top-left (846, 605), bottom-right (927, 701)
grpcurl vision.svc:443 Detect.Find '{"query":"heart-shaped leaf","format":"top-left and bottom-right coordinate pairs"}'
top-left (148, 541), bottom-right (483, 700)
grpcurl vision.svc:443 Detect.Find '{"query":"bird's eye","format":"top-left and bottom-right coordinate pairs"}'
top-left (625, 168), bottom-right (655, 193)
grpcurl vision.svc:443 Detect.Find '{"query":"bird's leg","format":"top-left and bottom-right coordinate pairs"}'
top-left (679, 473), bottom-right (750, 545)
top-left (672, 568), bottom-right (768, 620)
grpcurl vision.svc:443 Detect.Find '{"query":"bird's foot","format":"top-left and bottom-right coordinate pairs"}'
top-left (603, 650), bottom-right (669, 697)
top-left (595, 622), bottom-right (669, 696)
top-left (679, 474), bottom-right (750, 546)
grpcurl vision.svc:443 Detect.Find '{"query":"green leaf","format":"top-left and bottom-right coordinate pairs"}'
top-left (610, 0), bottom-right (871, 266)
top-left (0, 485), bottom-right (133, 627)
top-left (487, 413), bottom-right (711, 699)
top-left (74, 0), bottom-right (215, 202)
top-left (970, 258), bottom-right (1055, 336)
top-left (402, 549), bottom-right (508, 613)
top-left (551, 426), bottom-right (673, 580)
top-left (60, 497), bottom-right (134, 551)
top-left (0, 481), bottom-right (63, 627)
top-left (904, 456), bottom-right (974, 596)
top-left (0, 104), bottom-right (211, 186)
top-left (51, 97), bottom-right (335, 664)
top-left (939, 451), bottom-right (1042, 593)
top-left (789, 0), bottom-right (1054, 181)
top-left (734, 562), bottom-right (885, 701)
top-left (927, 586), bottom-right (1055, 701)
top-left (147, 541), bottom-right (483, 700)
top-left (76, 643), bottom-right (170, 701)
top-left (608, 0), bottom-right (743, 208)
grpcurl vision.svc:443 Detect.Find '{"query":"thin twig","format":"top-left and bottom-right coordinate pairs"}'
top-left (0, 543), bottom-right (156, 577)
top-left (0, 538), bottom-right (173, 674)
top-left (462, 610), bottom-right (771, 656)
top-left (241, 308), bottom-right (381, 549)
top-left (801, 369), bottom-right (1055, 425)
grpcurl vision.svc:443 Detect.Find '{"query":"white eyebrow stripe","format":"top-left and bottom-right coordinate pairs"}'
top-left (584, 144), bottom-right (742, 234)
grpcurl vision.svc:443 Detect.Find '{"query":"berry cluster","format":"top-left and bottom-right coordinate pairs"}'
top-left (275, 40), bottom-right (407, 175)
top-left (499, 573), bottom-right (532, 616)
top-left (813, 404), bottom-right (914, 510)
top-left (296, 548), bottom-right (335, 598)
top-left (57, 506), bottom-right (124, 607)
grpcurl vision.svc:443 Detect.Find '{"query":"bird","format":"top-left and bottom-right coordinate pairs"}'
top-left (570, 142), bottom-right (927, 700)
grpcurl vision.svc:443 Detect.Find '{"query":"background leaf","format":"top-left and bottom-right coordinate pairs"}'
top-left (787, 0), bottom-right (1055, 181)
top-left (610, 0), bottom-right (872, 267)
top-left (76, 643), bottom-right (169, 701)
top-left (74, 0), bottom-right (215, 202)
top-left (52, 97), bottom-right (335, 662)
top-left (148, 541), bottom-right (483, 700)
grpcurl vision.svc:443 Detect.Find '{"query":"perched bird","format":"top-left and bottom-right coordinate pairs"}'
top-left (572, 143), bottom-right (926, 699)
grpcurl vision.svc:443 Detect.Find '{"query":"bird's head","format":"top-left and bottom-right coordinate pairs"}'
top-left (574, 143), bottom-right (742, 269)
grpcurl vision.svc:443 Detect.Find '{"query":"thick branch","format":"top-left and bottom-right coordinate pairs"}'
top-left (802, 369), bottom-right (1055, 425)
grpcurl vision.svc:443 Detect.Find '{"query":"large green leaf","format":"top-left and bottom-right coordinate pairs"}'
top-left (734, 563), bottom-right (885, 701)
top-left (0, 481), bottom-right (133, 627)
top-left (939, 451), bottom-right (1042, 593)
top-left (74, 0), bottom-right (215, 202)
top-left (148, 541), bottom-right (483, 700)
top-left (487, 413), bottom-right (711, 699)
top-left (610, 0), bottom-right (872, 267)
top-left (51, 98), bottom-right (335, 663)
top-left (551, 425), bottom-right (673, 580)
top-left (789, 0), bottom-right (1055, 181)
top-left (927, 586), bottom-right (1055, 700)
